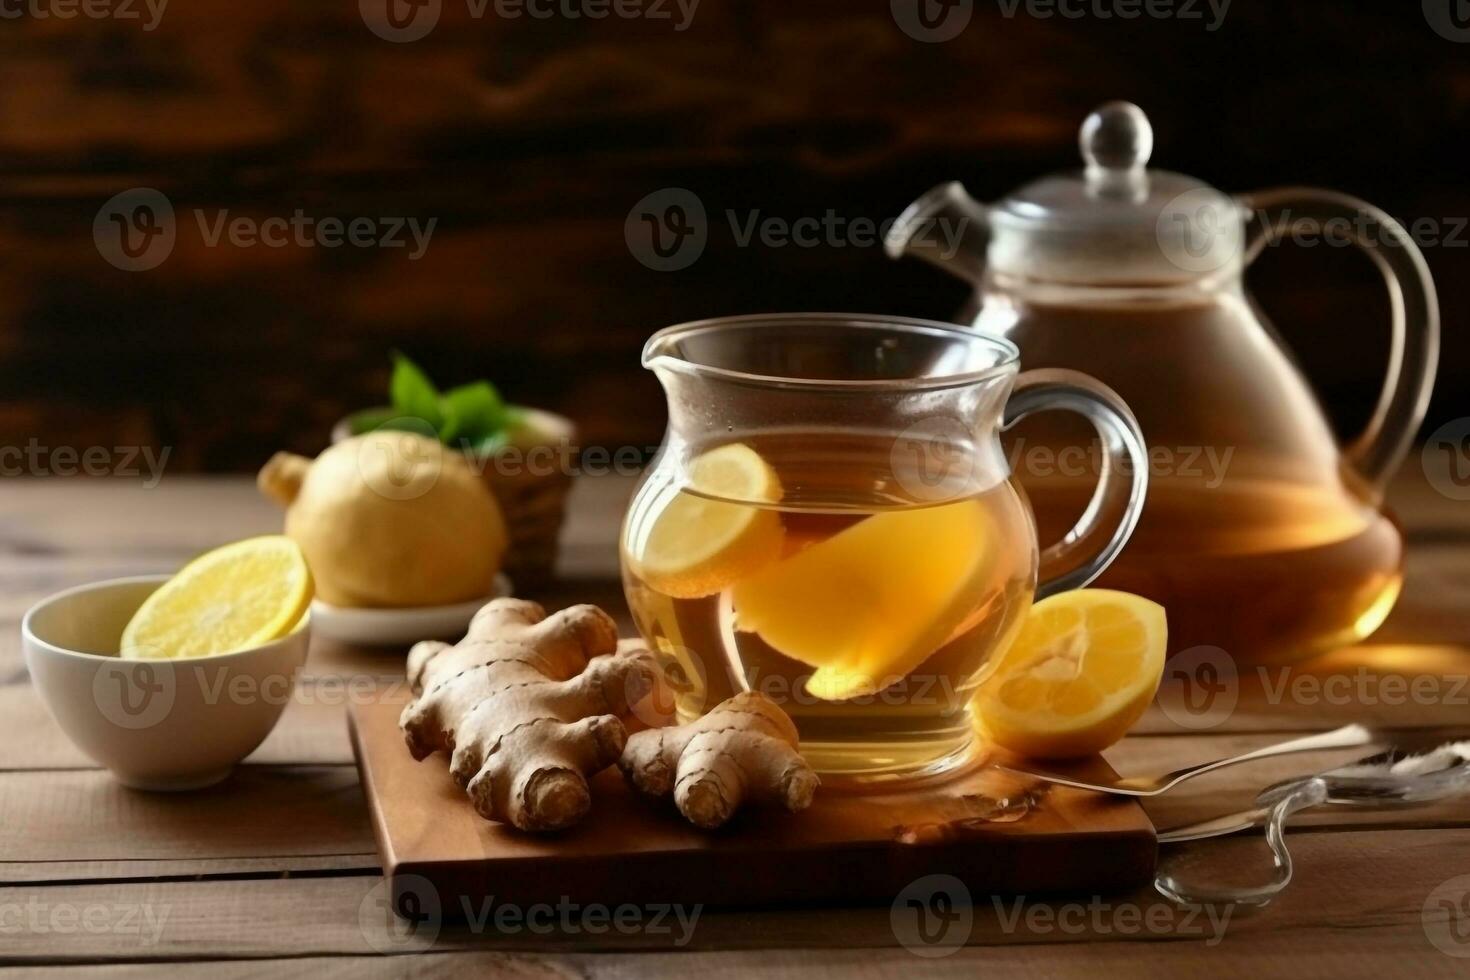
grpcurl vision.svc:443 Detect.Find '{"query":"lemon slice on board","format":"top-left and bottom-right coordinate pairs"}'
top-left (629, 443), bottom-right (784, 600)
top-left (974, 589), bottom-right (1167, 759)
top-left (121, 536), bottom-right (314, 660)
top-left (733, 499), bottom-right (993, 701)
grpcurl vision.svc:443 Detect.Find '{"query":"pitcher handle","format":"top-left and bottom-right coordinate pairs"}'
top-left (1003, 369), bottom-right (1149, 600)
top-left (1241, 188), bottom-right (1440, 497)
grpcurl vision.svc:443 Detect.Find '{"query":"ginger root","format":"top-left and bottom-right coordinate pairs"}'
top-left (619, 692), bottom-right (818, 829)
top-left (400, 598), bottom-right (659, 832)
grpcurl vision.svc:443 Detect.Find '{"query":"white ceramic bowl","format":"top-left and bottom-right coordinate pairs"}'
top-left (22, 575), bottom-right (310, 791)
top-left (308, 573), bottom-right (513, 646)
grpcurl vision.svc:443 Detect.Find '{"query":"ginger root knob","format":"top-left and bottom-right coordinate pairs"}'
top-left (619, 691), bottom-right (818, 829)
top-left (400, 598), bottom-right (661, 832)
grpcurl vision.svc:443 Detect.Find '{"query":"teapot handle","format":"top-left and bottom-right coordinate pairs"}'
top-left (1239, 188), bottom-right (1440, 497)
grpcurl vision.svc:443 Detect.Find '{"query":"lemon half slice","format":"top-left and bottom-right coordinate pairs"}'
top-left (975, 589), bottom-right (1166, 758)
top-left (733, 499), bottom-right (993, 701)
top-left (121, 536), bottom-right (314, 660)
top-left (631, 443), bottom-right (784, 600)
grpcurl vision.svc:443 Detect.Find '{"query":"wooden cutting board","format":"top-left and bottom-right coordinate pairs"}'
top-left (349, 695), bottom-right (1156, 917)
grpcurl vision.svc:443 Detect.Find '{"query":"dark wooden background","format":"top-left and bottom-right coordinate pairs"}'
top-left (0, 1), bottom-right (1465, 471)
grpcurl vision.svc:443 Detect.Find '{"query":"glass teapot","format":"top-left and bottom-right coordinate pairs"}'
top-left (886, 102), bottom-right (1439, 665)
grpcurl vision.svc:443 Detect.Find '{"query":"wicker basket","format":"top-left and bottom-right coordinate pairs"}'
top-left (332, 408), bottom-right (576, 587)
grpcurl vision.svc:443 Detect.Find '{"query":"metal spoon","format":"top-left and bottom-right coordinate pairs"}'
top-left (1159, 737), bottom-right (1470, 843)
top-left (1154, 738), bottom-right (1470, 908)
top-left (998, 723), bottom-right (1375, 797)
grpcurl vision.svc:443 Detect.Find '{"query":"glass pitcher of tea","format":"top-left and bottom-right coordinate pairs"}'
top-left (621, 313), bottom-right (1148, 782)
top-left (887, 102), bottom-right (1439, 666)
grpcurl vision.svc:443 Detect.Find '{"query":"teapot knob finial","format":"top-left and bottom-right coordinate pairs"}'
top-left (1080, 101), bottom-right (1153, 175)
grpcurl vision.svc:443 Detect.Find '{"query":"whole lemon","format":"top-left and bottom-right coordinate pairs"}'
top-left (259, 431), bottom-right (507, 608)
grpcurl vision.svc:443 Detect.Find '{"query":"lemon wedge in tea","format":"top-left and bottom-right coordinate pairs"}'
top-left (120, 535), bottom-right (314, 660)
top-left (628, 443), bottom-right (785, 600)
top-left (974, 589), bottom-right (1167, 759)
top-left (732, 499), bottom-right (995, 701)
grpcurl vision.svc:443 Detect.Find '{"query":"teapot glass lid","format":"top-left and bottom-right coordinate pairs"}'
top-left (987, 102), bottom-right (1245, 284)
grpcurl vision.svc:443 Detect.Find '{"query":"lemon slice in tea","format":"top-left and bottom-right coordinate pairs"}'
top-left (974, 589), bottom-right (1167, 758)
top-left (630, 443), bottom-right (784, 600)
top-left (733, 499), bottom-right (994, 701)
top-left (121, 535), bottom-right (314, 660)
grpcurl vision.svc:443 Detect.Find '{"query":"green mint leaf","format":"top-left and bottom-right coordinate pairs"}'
top-left (374, 416), bottom-right (441, 441)
top-left (471, 431), bottom-right (510, 458)
top-left (440, 381), bottom-right (506, 443)
top-left (389, 352), bottom-right (443, 431)
top-left (349, 406), bottom-right (400, 435)
top-left (437, 398), bottom-right (463, 444)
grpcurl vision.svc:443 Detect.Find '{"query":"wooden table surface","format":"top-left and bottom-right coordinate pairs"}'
top-left (3, 462), bottom-right (1469, 977)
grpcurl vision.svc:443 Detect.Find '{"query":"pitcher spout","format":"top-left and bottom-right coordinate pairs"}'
top-left (885, 181), bottom-right (990, 283)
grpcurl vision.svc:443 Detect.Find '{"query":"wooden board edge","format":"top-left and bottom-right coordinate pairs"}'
top-left (349, 701), bottom-right (1158, 919)
top-left (346, 704), bottom-right (391, 879)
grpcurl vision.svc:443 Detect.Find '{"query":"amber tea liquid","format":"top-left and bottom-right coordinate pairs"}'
top-left (989, 294), bottom-right (1408, 664)
top-left (622, 433), bottom-right (1035, 780)
top-left (1024, 469), bottom-right (1403, 664)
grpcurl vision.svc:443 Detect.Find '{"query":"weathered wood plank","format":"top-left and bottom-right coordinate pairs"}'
top-left (0, 474), bottom-right (628, 678)
top-left (2, 471), bottom-right (1467, 908)
top-left (0, 766), bottom-right (373, 864)
top-left (0, 478), bottom-right (281, 560)
top-left (12, 631), bottom-right (1467, 769)
top-left (0, 461), bottom-right (1458, 571)
top-left (0, 475), bottom-right (624, 563)
top-left (2, 935), bottom-right (1465, 980)
top-left (0, 473), bottom-right (617, 582)
top-left (0, 854), bottom-right (377, 887)
top-left (1403, 451), bottom-right (1470, 540)
top-left (2, 726), bottom-right (1466, 886)
top-left (1, 467), bottom-right (1463, 658)
top-left (0, 685), bottom-right (355, 771)
top-left (0, 828), bottom-right (1464, 961)
top-left (0, 628), bottom-right (23, 684)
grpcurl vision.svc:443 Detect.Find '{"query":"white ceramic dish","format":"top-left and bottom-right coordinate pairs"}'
top-left (22, 575), bottom-right (310, 791)
top-left (308, 573), bottom-right (513, 646)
